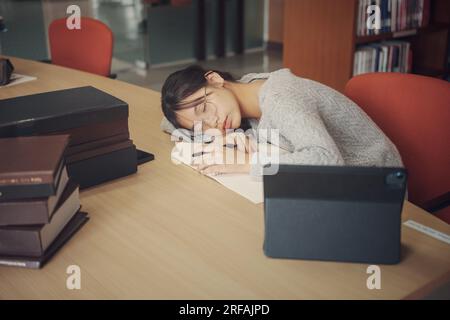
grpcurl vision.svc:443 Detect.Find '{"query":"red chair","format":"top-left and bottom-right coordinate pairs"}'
top-left (344, 73), bottom-right (450, 223)
top-left (48, 17), bottom-right (114, 77)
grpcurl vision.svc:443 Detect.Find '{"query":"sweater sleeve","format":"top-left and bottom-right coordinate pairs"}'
top-left (277, 112), bottom-right (345, 166)
top-left (250, 91), bottom-right (345, 176)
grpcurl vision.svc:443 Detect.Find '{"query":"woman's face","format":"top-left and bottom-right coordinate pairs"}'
top-left (175, 79), bottom-right (242, 134)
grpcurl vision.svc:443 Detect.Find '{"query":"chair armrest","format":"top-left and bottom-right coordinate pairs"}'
top-left (424, 192), bottom-right (450, 213)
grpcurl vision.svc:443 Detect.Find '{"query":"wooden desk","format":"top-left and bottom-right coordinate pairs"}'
top-left (0, 57), bottom-right (449, 299)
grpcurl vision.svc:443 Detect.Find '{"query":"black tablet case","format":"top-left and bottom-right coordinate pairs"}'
top-left (263, 165), bottom-right (407, 265)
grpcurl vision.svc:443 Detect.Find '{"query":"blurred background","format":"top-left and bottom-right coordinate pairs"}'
top-left (0, 0), bottom-right (448, 92)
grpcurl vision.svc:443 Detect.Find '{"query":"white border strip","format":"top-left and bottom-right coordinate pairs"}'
top-left (404, 220), bottom-right (450, 245)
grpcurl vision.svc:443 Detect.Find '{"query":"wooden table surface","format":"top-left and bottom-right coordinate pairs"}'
top-left (0, 57), bottom-right (449, 299)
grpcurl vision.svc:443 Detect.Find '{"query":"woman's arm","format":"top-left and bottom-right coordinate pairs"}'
top-left (256, 92), bottom-right (345, 169)
top-left (192, 88), bottom-right (346, 175)
top-left (277, 113), bottom-right (344, 165)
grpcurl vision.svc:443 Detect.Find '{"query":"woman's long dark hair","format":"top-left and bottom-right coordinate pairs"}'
top-left (161, 65), bottom-right (249, 131)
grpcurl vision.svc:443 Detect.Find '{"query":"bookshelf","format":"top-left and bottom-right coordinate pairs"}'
top-left (283, 0), bottom-right (450, 92)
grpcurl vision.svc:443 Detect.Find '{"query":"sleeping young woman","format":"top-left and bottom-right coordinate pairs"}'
top-left (160, 65), bottom-right (403, 176)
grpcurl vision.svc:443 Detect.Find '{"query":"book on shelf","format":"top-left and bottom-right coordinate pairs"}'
top-left (353, 40), bottom-right (412, 76)
top-left (356, 0), bottom-right (431, 37)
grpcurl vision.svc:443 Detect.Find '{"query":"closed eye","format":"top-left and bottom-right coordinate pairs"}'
top-left (195, 104), bottom-right (205, 114)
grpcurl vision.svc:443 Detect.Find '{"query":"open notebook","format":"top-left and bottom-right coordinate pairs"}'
top-left (171, 141), bottom-right (287, 204)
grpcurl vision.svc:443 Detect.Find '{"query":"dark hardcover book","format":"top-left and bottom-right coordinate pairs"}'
top-left (0, 135), bottom-right (69, 201)
top-left (65, 132), bottom-right (130, 156)
top-left (137, 149), bottom-right (155, 165)
top-left (0, 86), bottom-right (128, 138)
top-left (0, 181), bottom-right (80, 257)
top-left (0, 211), bottom-right (89, 269)
top-left (382, 0), bottom-right (389, 33)
top-left (0, 167), bottom-right (69, 226)
top-left (67, 145), bottom-right (138, 189)
top-left (47, 117), bottom-right (129, 146)
top-left (65, 139), bottom-right (134, 164)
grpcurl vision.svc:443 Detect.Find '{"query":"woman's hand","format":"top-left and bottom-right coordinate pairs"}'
top-left (203, 131), bottom-right (257, 154)
top-left (191, 132), bottom-right (256, 176)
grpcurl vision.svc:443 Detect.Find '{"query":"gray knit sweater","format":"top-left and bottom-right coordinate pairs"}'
top-left (240, 68), bottom-right (403, 167)
top-left (161, 68), bottom-right (403, 167)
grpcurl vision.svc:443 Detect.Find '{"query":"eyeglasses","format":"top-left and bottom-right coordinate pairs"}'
top-left (176, 86), bottom-right (218, 131)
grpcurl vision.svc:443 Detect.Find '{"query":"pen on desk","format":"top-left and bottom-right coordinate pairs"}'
top-left (192, 151), bottom-right (207, 157)
top-left (192, 144), bottom-right (236, 157)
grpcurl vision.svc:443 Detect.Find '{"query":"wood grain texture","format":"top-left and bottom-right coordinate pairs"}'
top-left (0, 57), bottom-right (449, 299)
top-left (282, 0), bottom-right (450, 91)
top-left (269, 0), bottom-right (285, 44)
top-left (283, 0), bottom-right (357, 92)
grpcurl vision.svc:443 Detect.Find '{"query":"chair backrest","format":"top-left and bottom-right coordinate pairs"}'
top-left (344, 73), bottom-right (450, 208)
top-left (49, 17), bottom-right (113, 77)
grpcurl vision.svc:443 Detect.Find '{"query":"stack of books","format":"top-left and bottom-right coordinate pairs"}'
top-left (0, 135), bottom-right (89, 269)
top-left (356, 0), bottom-right (430, 36)
top-left (0, 86), bottom-right (145, 189)
top-left (353, 40), bottom-right (412, 76)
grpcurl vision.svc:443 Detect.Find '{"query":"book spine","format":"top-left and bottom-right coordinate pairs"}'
top-left (388, 45), bottom-right (393, 71)
top-left (375, 0), bottom-right (381, 35)
top-left (406, 0), bottom-right (410, 29)
top-left (0, 228), bottom-right (43, 257)
top-left (404, 42), bottom-right (410, 72)
top-left (65, 139), bottom-right (134, 164)
top-left (0, 183), bottom-right (56, 202)
top-left (382, 0), bottom-right (388, 33)
top-left (357, 0), bottom-right (361, 36)
top-left (0, 106), bottom-right (128, 140)
top-left (0, 167), bottom-right (68, 226)
top-left (358, 51), bottom-right (362, 75)
top-left (394, 45), bottom-right (400, 71)
top-left (372, 47), bottom-right (377, 72)
top-left (0, 201), bottom-right (49, 226)
top-left (392, 0), bottom-right (397, 32)
top-left (408, 47), bottom-right (413, 73)
top-left (65, 132), bottom-right (130, 156)
top-left (378, 47), bottom-right (383, 71)
top-left (365, 0), bottom-right (369, 36)
top-left (48, 118), bottom-right (129, 146)
top-left (404, 0), bottom-right (408, 29)
top-left (0, 161), bottom-right (64, 202)
top-left (387, 0), bottom-right (392, 32)
top-left (67, 145), bottom-right (137, 189)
